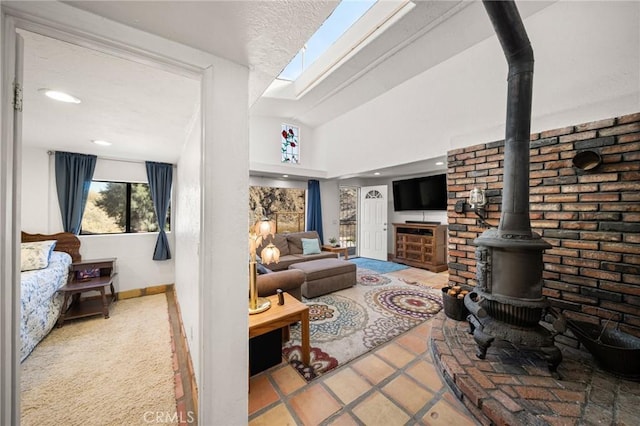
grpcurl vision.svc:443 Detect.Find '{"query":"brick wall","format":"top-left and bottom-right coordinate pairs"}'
top-left (447, 112), bottom-right (640, 339)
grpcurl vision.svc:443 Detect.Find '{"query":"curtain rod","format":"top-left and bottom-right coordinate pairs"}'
top-left (47, 150), bottom-right (175, 166)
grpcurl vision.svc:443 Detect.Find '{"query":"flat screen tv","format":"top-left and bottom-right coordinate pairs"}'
top-left (392, 174), bottom-right (447, 211)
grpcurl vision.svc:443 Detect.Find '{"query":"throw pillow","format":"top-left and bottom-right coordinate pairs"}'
top-left (256, 263), bottom-right (272, 275)
top-left (301, 238), bottom-right (321, 255)
top-left (21, 240), bottom-right (57, 271)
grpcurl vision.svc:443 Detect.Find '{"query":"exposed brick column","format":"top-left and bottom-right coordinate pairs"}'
top-left (447, 112), bottom-right (640, 340)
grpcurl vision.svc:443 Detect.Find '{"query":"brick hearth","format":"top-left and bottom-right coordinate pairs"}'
top-left (430, 313), bottom-right (640, 425)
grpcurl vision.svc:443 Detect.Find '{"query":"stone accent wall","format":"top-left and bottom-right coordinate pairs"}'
top-left (447, 112), bottom-right (640, 339)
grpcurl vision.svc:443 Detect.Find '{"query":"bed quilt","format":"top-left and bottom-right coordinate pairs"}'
top-left (20, 251), bottom-right (71, 362)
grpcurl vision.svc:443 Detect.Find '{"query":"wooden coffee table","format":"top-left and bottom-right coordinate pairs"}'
top-left (322, 245), bottom-right (349, 260)
top-left (248, 292), bottom-right (310, 366)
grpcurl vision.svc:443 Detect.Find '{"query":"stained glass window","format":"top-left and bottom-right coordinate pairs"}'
top-left (281, 124), bottom-right (300, 164)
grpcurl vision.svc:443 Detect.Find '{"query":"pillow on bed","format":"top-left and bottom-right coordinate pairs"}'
top-left (20, 240), bottom-right (57, 272)
top-left (301, 238), bottom-right (321, 255)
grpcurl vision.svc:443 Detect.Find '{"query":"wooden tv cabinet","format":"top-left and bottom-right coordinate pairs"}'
top-left (392, 223), bottom-right (448, 272)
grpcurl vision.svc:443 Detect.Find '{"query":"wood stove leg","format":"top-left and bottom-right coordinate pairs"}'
top-left (474, 331), bottom-right (494, 359)
top-left (468, 315), bottom-right (494, 359)
top-left (466, 315), bottom-right (476, 335)
top-left (541, 345), bottom-right (562, 373)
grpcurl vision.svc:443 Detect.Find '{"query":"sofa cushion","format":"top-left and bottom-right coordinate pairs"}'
top-left (289, 258), bottom-right (356, 281)
top-left (290, 258), bottom-right (356, 298)
top-left (267, 252), bottom-right (338, 272)
top-left (257, 233), bottom-right (289, 257)
top-left (301, 238), bottom-right (321, 255)
top-left (286, 231), bottom-right (321, 254)
top-left (292, 252), bottom-right (337, 262)
top-left (272, 234), bottom-right (290, 256)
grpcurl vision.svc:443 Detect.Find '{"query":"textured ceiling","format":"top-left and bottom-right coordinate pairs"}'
top-left (63, 0), bottom-right (339, 103)
top-left (21, 30), bottom-right (200, 163)
top-left (12, 0), bottom-right (553, 177)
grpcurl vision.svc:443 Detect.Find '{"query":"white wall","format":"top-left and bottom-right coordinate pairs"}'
top-left (21, 147), bottom-right (49, 233)
top-left (20, 147), bottom-right (176, 292)
top-left (315, 1), bottom-right (639, 179)
top-left (320, 179), bottom-right (339, 245)
top-left (175, 111), bottom-right (201, 381)
top-left (249, 115), bottom-right (326, 178)
top-left (200, 64), bottom-right (250, 425)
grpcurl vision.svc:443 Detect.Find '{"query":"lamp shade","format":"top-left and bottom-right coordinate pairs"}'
top-left (260, 243), bottom-right (280, 265)
top-left (254, 218), bottom-right (276, 239)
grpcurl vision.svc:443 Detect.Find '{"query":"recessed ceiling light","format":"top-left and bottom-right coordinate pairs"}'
top-left (435, 161), bottom-right (444, 166)
top-left (92, 140), bottom-right (111, 146)
top-left (38, 88), bottom-right (81, 104)
top-left (282, 175), bottom-right (289, 178)
top-left (374, 172), bottom-right (381, 176)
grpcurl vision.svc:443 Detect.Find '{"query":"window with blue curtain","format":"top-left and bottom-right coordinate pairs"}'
top-left (145, 161), bottom-right (173, 260)
top-left (54, 151), bottom-right (97, 235)
top-left (306, 179), bottom-right (324, 243)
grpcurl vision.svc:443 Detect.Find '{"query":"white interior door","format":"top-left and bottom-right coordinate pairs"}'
top-left (359, 185), bottom-right (388, 261)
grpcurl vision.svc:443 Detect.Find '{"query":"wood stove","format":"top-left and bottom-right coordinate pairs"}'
top-left (464, 0), bottom-right (563, 371)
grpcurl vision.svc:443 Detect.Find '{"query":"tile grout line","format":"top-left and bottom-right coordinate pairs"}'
top-left (249, 270), bottom-right (478, 424)
top-left (252, 324), bottom-right (472, 424)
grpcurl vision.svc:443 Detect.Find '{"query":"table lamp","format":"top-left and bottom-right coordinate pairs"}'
top-left (249, 218), bottom-right (280, 314)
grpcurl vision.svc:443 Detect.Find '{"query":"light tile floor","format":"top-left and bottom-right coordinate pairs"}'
top-left (248, 268), bottom-right (480, 425)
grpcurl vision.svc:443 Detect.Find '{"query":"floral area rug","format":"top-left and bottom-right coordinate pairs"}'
top-left (283, 267), bottom-right (442, 381)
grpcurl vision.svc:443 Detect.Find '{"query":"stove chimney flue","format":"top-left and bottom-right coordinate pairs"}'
top-left (483, 0), bottom-right (534, 238)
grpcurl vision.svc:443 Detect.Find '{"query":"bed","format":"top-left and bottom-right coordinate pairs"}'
top-left (20, 231), bottom-right (81, 362)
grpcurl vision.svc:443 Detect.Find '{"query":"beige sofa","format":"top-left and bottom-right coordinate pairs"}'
top-left (257, 230), bottom-right (337, 272)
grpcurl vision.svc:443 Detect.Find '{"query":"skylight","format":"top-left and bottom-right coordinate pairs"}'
top-left (278, 0), bottom-right (377, 81)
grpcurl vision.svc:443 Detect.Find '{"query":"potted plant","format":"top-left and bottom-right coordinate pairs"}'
top-left (328, 237), bottom-right (339, 247)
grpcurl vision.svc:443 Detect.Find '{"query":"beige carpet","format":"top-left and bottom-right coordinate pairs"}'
top-left (21, 293), bottom-right (177, 426)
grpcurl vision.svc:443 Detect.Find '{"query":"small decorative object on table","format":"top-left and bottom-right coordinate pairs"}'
top-left (58, 257), bottom-right (118, 327)
top-left (328, 237), bottom-right (339, 247)
top-left (76, 268), bottom-right (100, 281)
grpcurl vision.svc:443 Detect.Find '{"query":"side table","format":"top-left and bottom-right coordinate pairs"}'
top-left (58, 257), bottom-right (118, 327)
top-left (322, 245), bottom-right (349, 260)
top-left (248, 292), bottom-right (310, 367)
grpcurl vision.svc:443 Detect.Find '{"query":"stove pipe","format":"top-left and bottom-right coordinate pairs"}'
top-left (484, 0), bottom-right (534, 237)
top-left (473, 0), bottom-right (551, 310)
